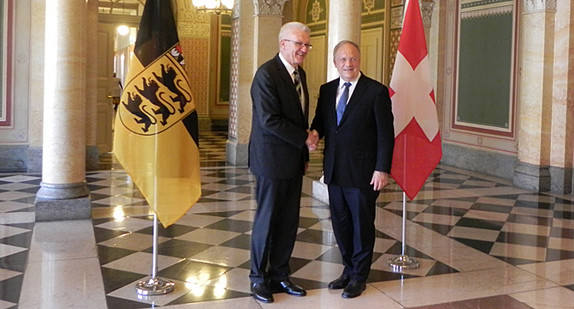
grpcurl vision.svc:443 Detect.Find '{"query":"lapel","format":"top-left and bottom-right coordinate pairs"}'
top-left (337, 74), bottom-right (367, 127)
top-left (274, 55), bottom-right (306, 120)
top-left (299, 67), bottom-right (310, 121)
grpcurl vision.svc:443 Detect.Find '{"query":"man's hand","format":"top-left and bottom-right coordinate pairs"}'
top-left (370, 171), bottom-right (389, 191)
top-left (306, 130), bottom-right (319, 151)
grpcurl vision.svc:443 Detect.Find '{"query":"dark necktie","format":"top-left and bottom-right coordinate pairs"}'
top-left (337, 82), bottom-right (351, 125)
top-left (293, 70), bottom-right (304, 111)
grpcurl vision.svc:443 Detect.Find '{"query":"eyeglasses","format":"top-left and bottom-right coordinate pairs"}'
top-left (283, 39), bottom-right (313, 50)
top-left (335, 57), bottom-right (359, 63)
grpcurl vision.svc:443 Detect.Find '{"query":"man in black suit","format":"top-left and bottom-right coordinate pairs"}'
top-left (248, 21), bottom-right (317, 304)
top-left (310, 40), bottom-right (394, 298)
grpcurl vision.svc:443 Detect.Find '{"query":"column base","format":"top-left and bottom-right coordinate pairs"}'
top-left (312, 176), bottom-right (329, 204)
top-left (35, 181), bottom-right (91, 221)
top-left (549, 166), bottom-right (573, 194)
top-left (226, 138), bottom-right (248, 166)
top-left (35, 196), bottom-right (91, 221)
top-left (513, 162), bottom-right (551, 192)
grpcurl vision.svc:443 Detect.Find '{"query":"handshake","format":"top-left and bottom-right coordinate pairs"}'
top-left (306, 129), bottom-right (320, 151)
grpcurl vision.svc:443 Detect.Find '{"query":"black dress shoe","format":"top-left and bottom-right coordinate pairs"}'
top-left (328, 274), bottom-right (350, 289)
top-left (270, 279), bottom-right (307, 296)
top-left (251, 282), bottom-right (274, 303)
top-left (342, 280), bottom-right (366, 299)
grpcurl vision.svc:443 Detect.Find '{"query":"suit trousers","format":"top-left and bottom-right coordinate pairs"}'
top-left (328, 184), bottom-right (379, 282)
top-left (249, 175), bottom-right (303, 284)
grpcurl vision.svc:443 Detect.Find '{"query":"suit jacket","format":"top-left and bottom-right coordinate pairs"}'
top-left (311, 74), bottom-right (394, 188)
top-left (249, 54), bottom-right (310, 179)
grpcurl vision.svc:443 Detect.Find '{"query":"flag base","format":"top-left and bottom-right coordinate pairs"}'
top-left (387, 255), bottom-right (420, 272)
top-left (135, 276), bottom-right (175, 296)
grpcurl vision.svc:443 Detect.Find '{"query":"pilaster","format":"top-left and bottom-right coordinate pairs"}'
top-left (547, 0), bottom-right (574, 193)
top-left (227, 0), bottom-right (286, 166)
top-left (513, 0), bottom-right (556, 191)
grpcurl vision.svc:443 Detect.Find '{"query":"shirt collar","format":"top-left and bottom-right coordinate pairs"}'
top-left (339, 72), bottom-right (361, 88)
top-left (279, 53), bottom-right (297, 75)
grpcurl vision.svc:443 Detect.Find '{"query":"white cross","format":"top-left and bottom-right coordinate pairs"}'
top-left (390, 52), bottom-right (439, 141)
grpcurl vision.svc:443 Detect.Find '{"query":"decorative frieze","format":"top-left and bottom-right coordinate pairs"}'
top-left (461, 0), bottom-right (513, 19)
top-left (461, 5), bottom-right (513, 19)
top-left (523, 0), bottom-right (556, 13)
top-left (254, 0), bottom-right (287, 16)
top-left (391, 0), bottom-right (435, 29)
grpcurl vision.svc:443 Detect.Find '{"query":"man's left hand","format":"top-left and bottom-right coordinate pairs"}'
top-left (370, 171), bottom-right (389, 191)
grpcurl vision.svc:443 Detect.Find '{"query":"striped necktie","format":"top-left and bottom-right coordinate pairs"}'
top-left (337, 82), bottom-right (351, 125)
top-left (293, 70), bottom-right (304, 111)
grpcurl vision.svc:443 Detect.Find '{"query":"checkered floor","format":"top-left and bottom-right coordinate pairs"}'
top-left (1, 131), bottom-right (574, 308)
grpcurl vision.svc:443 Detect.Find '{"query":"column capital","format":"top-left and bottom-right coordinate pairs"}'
top-left (421, 0), bottom-right (435, 29)
top-left (254, 0), bottom-right (287, 16)
top-left (523, 0), bottom-right (556, 13)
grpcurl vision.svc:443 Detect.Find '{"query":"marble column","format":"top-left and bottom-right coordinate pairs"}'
top-left (326, 0), bottom-right (362, 81)
top-left (549, 0), bottom-right (573, 193)
top-left (35, 0), bottom-right (91, 221)
top-left (514, 0), bottom-right (557, 191)
top-left (227, 0), bottom-right (286, 165)
top-left (85, 0), bottom-right (99, 171)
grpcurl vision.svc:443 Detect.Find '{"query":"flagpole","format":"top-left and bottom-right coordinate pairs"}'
top-left (388, 137), bottom-right (419, 271)
top-left (387, 191), bottom-right (420, 271)
top-left (135, 215), bottom-right (175, 296)
top-left (135, 131), bottom-right (175, 296)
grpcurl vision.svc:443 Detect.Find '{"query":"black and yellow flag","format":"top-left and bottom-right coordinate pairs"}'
top-left (113, 0), bottom-right (201, 227)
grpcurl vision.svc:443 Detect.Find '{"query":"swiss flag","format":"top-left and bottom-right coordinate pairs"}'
top-left (390, 0), bottom-right (442, 201)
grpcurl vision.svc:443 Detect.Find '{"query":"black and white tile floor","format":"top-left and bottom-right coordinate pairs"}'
top-left (1, 131), bottom-right (574, 308)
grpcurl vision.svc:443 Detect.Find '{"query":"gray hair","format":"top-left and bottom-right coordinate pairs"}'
top-left (278, 22), bottom-right (311, 42)
top-left (333, 40), bottom-right (361, 58)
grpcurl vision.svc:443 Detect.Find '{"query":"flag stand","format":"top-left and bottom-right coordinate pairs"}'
top-left (136, 214), bottom-right (175, 296)
top-left (387, 192), bottom-right (419, 271)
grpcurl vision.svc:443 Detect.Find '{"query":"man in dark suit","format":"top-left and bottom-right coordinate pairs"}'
top-left (248, 21), bottom-right (317, 304)
top-left (310, 40), bottom-right (394, 298)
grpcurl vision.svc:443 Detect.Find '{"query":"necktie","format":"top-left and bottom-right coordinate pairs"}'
top-left (337, 82), bottom-right (351, 125)
top-left (293, 70), bottom-right (304, 111)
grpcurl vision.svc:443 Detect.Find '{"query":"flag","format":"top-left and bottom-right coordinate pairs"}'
top-left (389, 0), bottom-right (442, 201)
top-left (113, 0), bottom-right (201, 227)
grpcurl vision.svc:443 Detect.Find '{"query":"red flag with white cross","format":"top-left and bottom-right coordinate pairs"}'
top-left (389, 0), bottom-right (442, 200)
